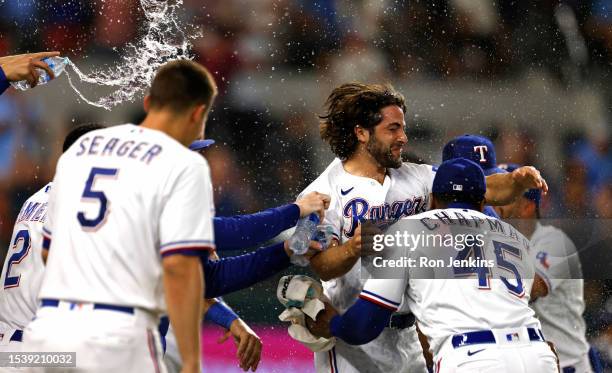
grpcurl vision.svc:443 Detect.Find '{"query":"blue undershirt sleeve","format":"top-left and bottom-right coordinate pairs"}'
top-left (0, 67), bottom-right (10, 96)
top-left (329, 298), bottom-right (393, 345)
top-left (202, 242), bottom-right (291, 298)
top-left (213, 204), bottom-right (300, 251)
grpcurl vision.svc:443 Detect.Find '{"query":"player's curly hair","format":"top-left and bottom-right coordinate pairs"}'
top-left (319, 82), bottom-right (406, 160)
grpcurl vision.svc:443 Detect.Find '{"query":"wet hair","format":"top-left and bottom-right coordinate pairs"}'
top-left (319, 82), bottom-right (406, 160)
top-left (63, 123), bottom-right (105, 152)
top-left (148, 60), bottom-right (217, 113)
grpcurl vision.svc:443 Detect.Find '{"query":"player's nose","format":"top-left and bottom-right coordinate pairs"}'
top-left (397, 130), bottom-right (408, 144)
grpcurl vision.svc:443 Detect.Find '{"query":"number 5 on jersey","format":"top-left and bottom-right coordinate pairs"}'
top-left (78, 167), bottom-right (118, 230)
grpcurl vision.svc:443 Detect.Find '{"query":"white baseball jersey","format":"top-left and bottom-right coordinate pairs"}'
top-left (362, 208), bottom-right (541, 356)
top-left (0, 183), bottom-right (50, 330)
top-left (300, 158), bottom-right (433, 372)
top-left (529, 222), bottom-right (590, 369)
top-left (39, 124), bottom-right (215, 316)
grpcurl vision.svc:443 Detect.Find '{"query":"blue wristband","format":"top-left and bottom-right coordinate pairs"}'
top-left (204, 301), bottom-right (239, 330)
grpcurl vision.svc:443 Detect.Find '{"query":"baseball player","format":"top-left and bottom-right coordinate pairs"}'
top-left (158, 139), bottom-right (331, 372)
top-left (23, 60), bottom-right (218, 373)
top-left (298, 82), bottom-right (549, 373)
top-left (0, 124), bottom-right (104, 357)
top-left (307, 158), bottom-right (559, 373)
top-left (496, 163), bottom-right (596, 373)
top-left (441, 134), bottom-right (507, 218)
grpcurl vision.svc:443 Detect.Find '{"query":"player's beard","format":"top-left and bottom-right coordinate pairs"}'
top-left (366, 133), bottom-right (403, 169)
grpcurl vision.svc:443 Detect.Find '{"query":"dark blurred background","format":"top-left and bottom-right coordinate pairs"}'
top-left (0, 0), bottom-right (610, 371)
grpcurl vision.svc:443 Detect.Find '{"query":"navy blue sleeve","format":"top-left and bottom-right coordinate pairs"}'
top-left (202, 242), bottom-right (291, 298)
top-left (483, 205), bottom-right (500, 218)
top-left (214, 204), bottom-right (300, 251)
top-left (329, 298), bottom-right (393, 345)
top-left (0, 67), bottom-right (10, 96)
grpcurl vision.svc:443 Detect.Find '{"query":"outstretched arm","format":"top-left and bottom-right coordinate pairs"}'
top-left (485, 166), bottom-right (548, 206)
top-left (309, 225), bottom-right (362, 281)
top-left (214, 205), bottom-right (299, 251)
top-left (203, 240), bottom-right (322, 298)
top-left (0, 51), bottom-right (60, 93)
top-left (306, 298), bottom-right (393, 345)
top-left (213, 191), bottom-right (330, 251)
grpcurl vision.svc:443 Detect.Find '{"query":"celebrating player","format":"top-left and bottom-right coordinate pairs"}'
top-left (0, 124), bottom-right (104, 357)
top-left (23, 60), bottom-right (217, 373)
top-left (307, 158), bottom-right (559, 373)
top-left (297, 82), bottom-right (549, 373)
top-left (496, 163), bottom-right (600, 373)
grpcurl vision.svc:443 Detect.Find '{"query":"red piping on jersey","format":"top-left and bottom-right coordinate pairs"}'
top-left (358, 294), bottom-right (398, 312)
top-left (147, 329), bottom-right (161, 373)
top-left (160, 245), bottom-right (215, 256)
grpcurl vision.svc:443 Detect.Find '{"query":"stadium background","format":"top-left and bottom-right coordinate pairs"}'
top-left (0, 0), bottom-right (610, 371)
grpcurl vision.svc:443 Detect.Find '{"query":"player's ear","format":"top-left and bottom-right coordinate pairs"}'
top-left (525, 199), bottom-right (537, 217)
top-left (191, 104), bottom-right (207, 123)
top-left (354, 125), bottom-right (369, 143)
top-left (430, 195), bottom-right (438, 210)
top-left (143, 95), bottom-right (151, 112)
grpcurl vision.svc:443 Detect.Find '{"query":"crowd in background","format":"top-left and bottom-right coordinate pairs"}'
top-left (0, 0), bottom-right (610, 368)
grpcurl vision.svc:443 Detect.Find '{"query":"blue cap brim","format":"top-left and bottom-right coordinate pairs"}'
top-left (484, 167), bottom-right (507, 176)
top-left (189, 139), bottom-right (215, 151)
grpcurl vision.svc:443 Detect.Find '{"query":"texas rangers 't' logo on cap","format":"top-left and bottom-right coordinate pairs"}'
top-left (473, 145), bottom-right (488, 163)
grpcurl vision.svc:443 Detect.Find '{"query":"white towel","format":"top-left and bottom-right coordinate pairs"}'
top-left (277, 275), bottom-right (336, 352)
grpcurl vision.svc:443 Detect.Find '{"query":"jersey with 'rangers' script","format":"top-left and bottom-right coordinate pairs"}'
top-left (39, 124), bottom-right (215, 316)
top-left (299, 158), bottom-right (434, 372)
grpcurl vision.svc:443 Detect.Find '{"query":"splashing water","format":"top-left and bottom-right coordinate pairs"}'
top-left (65, 0), bottom-right (198, 110)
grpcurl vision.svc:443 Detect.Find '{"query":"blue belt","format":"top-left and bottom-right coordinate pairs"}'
top-left (41, 298), bottom-right (134, 315)
top-left (10, 330), bottom-right (22, 342)
top-left (452, 328), bottom-right (545, 348)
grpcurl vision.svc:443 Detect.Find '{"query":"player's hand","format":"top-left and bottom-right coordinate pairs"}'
top-left (348, 224), bottom-right (363, 257)
top-left (305, 301), bottom-right (338, 339)
top-left (0, 51), bottom-right (60, 87)
top-left (295, 192), bottom-right (331, 220)
top-left (219, 318), bottom-right (262, 372)
top-left (511, 166), bottom-right (549, 195)
top-left (359, 223), bottom-right (384, 257)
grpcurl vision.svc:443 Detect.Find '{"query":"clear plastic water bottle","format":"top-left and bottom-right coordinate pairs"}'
top-left (10, 56), bottom-right (69, 91)
top-left (314, 224), bottom-right (334, 250)
top-left (288, 213), bottom-right (320, 256)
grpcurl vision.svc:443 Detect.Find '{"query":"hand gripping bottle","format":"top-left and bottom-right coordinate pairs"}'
top-left (11, 56), bottom-right (69, 91)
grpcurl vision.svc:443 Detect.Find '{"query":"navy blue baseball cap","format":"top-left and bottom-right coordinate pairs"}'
top-left (432, 158), bottom-right (486, 209)
top-left (442, 134), bottom-right (506, 176)
top-left (498, 163), bottom-right (542, 206)
top-left (189, 139), bottom-right (215, 151)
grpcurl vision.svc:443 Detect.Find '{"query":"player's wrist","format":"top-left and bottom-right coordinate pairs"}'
top-left (180, 358), bottom-right (200, 372)
top-left (347, 240), bottom-right (360, 258)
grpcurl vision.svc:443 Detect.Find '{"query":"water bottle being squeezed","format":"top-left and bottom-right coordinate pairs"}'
top-left (289, 213), bottom-right (334, 267)
top-left (10, 56), bottom-right (70, 91)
